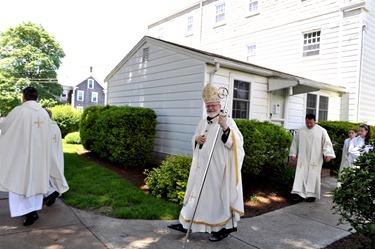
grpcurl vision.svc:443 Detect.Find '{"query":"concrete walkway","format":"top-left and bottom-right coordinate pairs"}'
top-left (0, 177), bottom-right (351, 249)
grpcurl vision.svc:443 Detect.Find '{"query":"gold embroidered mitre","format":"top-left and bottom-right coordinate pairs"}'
top-left (202, 84), bottom-right (220, 104)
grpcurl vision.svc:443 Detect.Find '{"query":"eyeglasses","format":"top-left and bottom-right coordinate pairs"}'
top-left (206, 104), bottom-right (220, 109)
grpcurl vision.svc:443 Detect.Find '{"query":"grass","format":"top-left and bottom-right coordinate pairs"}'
top-left (62, 142), bottom-right (181, 219)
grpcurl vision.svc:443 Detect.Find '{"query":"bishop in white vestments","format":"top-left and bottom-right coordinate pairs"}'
top-left (168, 84), bottom-right (245, 242)
top-left (0, 86), bottom-right (51, 226)
top-left (289, 113), bottom-right (335, 202)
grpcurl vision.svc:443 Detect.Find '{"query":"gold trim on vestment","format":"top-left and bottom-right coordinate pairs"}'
top-left (232, 131), bottom-right (239, 184)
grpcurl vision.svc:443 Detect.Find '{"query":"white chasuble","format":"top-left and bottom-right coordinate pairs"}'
top-left (0, 101), bottom-right (51, 216)
top-left (289, 125), bottom-right (335, 199)
top-left (179, 117), bottom-right (245, 233)
top-left (49, 121), bottom-right (69, 195)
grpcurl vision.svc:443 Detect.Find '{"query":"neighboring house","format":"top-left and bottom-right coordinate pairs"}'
top-left (104, 36), bottom-right (345, 157)
top-left (59, 85), bottom-right (73, 104)
top-left (71, 76), bottom-right (105, 111)
top-left (147, 0), bottom-right (375, 124)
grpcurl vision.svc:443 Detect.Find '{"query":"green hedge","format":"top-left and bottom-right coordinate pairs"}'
top-left (50, 105), bottom-right (81, 138)
top-left (80, 105), bottom-right (109, 150)
top-left (144, 155), bottom-right (191, 205)
top-left (236, 119), bottom-right (292, 176)
top-left (79, 105), bottom-right (157, 168)
top-left (317, 121), bottom-right (361, 172)
top-left (65, 132), bottom-right (81, 144)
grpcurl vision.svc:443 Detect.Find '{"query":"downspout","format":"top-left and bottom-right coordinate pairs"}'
top-left (209, 62), bottom-right (220, 83)
top-left (356, 21), bottom-right (366, 122)
top-left (199, 0), bottom-right (203, 48)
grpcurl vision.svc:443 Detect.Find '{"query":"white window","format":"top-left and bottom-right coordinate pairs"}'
top-left (87, 79), bottom-right (94, 89)
top-left (76, 106), bottom-right (84, 112)
top-left (306, 94), bottom-right (329, 121)
top-left (303, 30), bottom-right (321, 57)
top-left (232, 80), bottom-right (251, 119)
top-left (91, 92), bottom-right (98, 103)
top-left (187, 15), bottom-right (193, 33)
top-left (77, 90), bottom-right (84, 101)
top-left (249, 0), bottom-right (259, 13)
top-left (61, 89), bottom-right (67, 98)
top-left (247, 44), bottom-right (256, 61)
top-left (215, 3), bottom-right (226, 24)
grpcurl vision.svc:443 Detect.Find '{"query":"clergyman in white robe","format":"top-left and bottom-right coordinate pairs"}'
top-left (289, 120), bottom-right (335, 199)
top-left (0, 95), bottom-right (51, 219)
top-left (44, 111), bottom-right (69, 199)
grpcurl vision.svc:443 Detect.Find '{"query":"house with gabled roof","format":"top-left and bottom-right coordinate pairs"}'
top-left (105, 36), bottom-right (346, 157)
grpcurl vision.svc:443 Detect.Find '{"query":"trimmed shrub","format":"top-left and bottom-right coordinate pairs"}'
top-left (79, 105), bottom-right (108, 150)
top-left (50, 105), bottom-right (81, 138)
top-left (332, 140), bottom-right (375, 248)
top-left (318, 121), bottom-right (361, 172)
top-left (65, 132), bottom-right (81, 144)
top-left (79, 105), bottom-right (157, 168)
top-left (235, 119), bottom-right (293, 176)
top-left (144, 155), bottom-right (191, 205)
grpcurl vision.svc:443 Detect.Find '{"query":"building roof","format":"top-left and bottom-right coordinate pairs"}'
top-left (105, 36), bottom-right (346, 94)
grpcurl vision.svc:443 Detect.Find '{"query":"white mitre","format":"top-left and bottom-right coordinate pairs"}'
top-left (202, 83), bottom-right (220, 104)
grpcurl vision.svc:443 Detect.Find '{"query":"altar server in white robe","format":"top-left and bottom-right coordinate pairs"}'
top-left (289, 113), bottom-right (335, 202)
top-left (43, 109), bottom-right (69, 207)
top-left (348, 123), bottom-right (372, 167)
top-left (168, 83), bottom-right (245, 242)
top-left (0, 86), bottom-right (51, 226)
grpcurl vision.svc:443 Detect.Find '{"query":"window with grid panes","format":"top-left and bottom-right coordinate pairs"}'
top-left (306, 94), bottom-right (317, 115)
top-left (232, 80), bottom-right (250, 119)
top-left (215, 3), bottom-right (225, 24)
top-left (318, 96), bottom-right (328, 121)
top-left (249, 0), bottom-right (258, 13)
top-left (303, 31), bottom-right (321, 57)
top-left (306, 94), bottom-right (329, 121)
top-left (187, 15), bottom-right (193, 32)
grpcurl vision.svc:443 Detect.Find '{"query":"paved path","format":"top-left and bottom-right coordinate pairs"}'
top-left (0, 177), bottom-right (351, 249)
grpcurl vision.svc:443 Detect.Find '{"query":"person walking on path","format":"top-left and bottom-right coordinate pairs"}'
top-left (0, 86), bottom-right (51, 226)
top-left (168, 83), bottom-right (245, 242)
top-left (289, 113), bottom-right (335, 203)
top-left (43, 108), bottom-right (69, 207)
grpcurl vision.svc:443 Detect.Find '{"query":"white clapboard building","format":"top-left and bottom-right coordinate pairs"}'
top-left (105, 36), bottom-right (345, 157)
top-left (147, 0), bottom-right (375, 124)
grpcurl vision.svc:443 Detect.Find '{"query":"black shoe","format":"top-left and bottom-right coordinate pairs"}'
top-left (167, 223), bottom-right (188, 233)
top-left (23, 211), bottom-right (39, 226)
top-left (291, 194), bottom-right (304, 203)
top-left (305, 197), bottom-right (316, 202)
top-left (46, 191), bottom-right (59, 207)
top-left (209, 229), bottom-right (229, 242)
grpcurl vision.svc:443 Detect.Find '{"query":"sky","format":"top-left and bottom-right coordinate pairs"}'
top-left (0, 0), bottom-right (198, 86)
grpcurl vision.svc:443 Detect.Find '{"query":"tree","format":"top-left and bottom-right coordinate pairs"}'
top-left (0, 22), bottom-right (65, 114)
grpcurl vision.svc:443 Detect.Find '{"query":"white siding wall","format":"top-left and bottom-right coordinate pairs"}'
top-left (148, 0), bottom-right (375, 124)
top-left (358, 1), bottom-right (375, 124)
top-left (107, 43), bottom-right (205, 156)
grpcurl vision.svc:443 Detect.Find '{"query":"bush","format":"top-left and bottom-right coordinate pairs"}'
top-left (144, 155), bottom-right (191, 205)
top-left (235, 119), bottom-right (292, 176)
top-left (50, 105), bottom-right (81, 138)
top-left (318, 121), bottom-right (361, 173)
top-left (65, 132), bottom-right (81, 144)
top-left (79, 105), bottom-right (108, 150)
top-left (332, 140), bottom-right (375, 248)
top-left (79, 105), bottom-right (157, 168)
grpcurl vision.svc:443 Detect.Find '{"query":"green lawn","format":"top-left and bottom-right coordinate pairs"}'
top-left (62, 142), bottom-right (181, 219)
